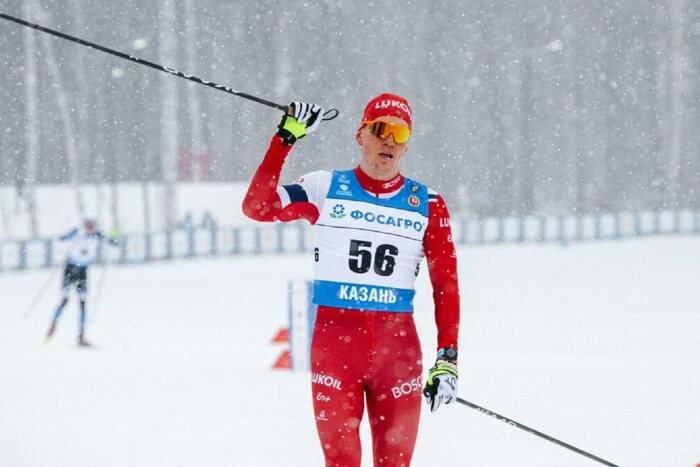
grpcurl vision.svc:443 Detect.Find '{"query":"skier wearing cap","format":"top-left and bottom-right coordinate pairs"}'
top-left (46, 217), bottom-right (120, 346)
top-left (242, 94), bottom-right (460, 466)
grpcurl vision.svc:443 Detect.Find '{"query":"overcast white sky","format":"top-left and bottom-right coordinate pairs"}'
top-left (1, 236), bottom-right (699, 466)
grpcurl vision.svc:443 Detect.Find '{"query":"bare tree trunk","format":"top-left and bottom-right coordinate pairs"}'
top-left (655, 0), bottom-right (685, 209)
top-left (0, 188), bottom-right (8, 239)
top-left (71, 0), bottom-right (94, 213)
top-left (159, 0), bottom-right (179, 229)
top-left (560, 4), bottom-right (582, 214)
top-left (183, 0), bottom-right (205, 181)
top-left (142, 182), bottom-right (151, 234)
top-left (518, 27), bottom-right (535, 215)
top-left (22, 0), bottom-right (40, 237)
top-left (667, 0), bottom-right (685, 207)
top-left (273, 9), bottom-right (291, 108)
top-left (35, 6), bottom-right (85, 219)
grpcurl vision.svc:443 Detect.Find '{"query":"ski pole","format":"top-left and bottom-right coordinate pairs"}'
top-left (0, 13), bottom-right (339, 121)
top-left (456, 397), bottom-right (619, 466)
top-left (90, 232), bottom-right (118, 323)
top-left (22, 267), bottom-right (59, 318)
top-left (90, 262), bottom-right (108, 323)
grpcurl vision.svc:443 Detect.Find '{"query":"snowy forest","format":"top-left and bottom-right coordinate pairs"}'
top-left (1, 0), bottom-right (698, 222)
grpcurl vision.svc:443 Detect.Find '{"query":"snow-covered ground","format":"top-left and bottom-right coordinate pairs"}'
top-left (0, 182), bottom-right (255, 240)
top-left (1, 236), bottom-right (699, 466)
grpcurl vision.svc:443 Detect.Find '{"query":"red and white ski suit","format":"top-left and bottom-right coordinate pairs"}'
top-left (243, 135), bottom-right (460, 467)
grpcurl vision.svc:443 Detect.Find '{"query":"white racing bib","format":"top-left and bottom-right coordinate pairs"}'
top-left (311, 170), bottom-right (429, 312)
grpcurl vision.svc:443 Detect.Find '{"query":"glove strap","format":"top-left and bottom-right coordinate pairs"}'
top-left (426, 361), bottom-right (458, 386)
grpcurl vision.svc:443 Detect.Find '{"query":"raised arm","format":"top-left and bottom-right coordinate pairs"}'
top-left (241, 135), bottom-right (293, 222)
top-left (242, 102), bottom-right (325, 224)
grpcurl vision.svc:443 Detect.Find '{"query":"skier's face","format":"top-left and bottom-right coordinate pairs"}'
top-left (356, 116), bottom-right (409, 181)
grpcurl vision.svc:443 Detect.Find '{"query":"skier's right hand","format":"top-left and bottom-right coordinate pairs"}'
top-left (276, 101), bottom-right (324, 146)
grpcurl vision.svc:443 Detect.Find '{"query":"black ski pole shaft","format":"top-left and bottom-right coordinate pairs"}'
top-left (0, 13), bottom-right (339, 121)
top-left (456, 397), bottom-right (619, 467)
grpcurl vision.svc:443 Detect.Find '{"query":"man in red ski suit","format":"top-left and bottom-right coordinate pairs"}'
top-left (242, 94), bottom-right (460, 466)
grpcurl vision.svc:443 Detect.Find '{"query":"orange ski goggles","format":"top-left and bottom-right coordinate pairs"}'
top-left (363, 120), bottom-right (412, 144)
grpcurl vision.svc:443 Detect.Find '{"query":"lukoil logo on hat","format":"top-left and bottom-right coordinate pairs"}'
top-left (361, 93), bottom-right (412, 130)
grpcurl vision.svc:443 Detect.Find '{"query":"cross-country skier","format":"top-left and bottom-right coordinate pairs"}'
top-left (46, 217), bottom-right (120, 346)
top-left (242, 94), bottom-right (461, 466)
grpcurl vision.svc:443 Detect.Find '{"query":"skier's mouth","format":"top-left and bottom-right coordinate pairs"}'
top-left (379, 152), bottom-right (393, 160)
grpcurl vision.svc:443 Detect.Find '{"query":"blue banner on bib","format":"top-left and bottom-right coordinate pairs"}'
top-left (312, 280), bottom-right (415, 312)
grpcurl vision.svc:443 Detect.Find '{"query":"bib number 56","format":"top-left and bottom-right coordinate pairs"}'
top-left (348, 240), bottom-right (398, 277)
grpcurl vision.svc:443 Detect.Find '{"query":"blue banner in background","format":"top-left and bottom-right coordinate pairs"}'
top-left (1, 209), bottom-right (698, 272)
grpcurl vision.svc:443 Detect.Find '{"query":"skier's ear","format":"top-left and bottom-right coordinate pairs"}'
top-left (355, 128), bottom-right (363, 146)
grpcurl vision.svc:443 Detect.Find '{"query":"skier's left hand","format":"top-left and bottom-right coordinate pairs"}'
top-left (423, 356), bottom-right (458, 412)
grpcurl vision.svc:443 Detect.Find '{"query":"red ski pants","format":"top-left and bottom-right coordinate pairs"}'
top-left (310, 306), bottom-right (424, 467)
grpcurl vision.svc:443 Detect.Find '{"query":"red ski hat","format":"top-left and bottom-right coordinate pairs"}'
top-left (360, 93), bottom-right (412, 130)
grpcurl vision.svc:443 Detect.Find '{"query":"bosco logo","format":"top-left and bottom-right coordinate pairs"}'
top-left (391, 377), bottom-right (422, 399)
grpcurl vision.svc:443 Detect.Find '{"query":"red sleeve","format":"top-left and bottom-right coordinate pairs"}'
top-left (424, 194), bottom-right (460, 352)
top-left (241, 136), bottom-right (319, 223)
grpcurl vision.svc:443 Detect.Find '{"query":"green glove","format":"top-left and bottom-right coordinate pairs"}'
top-left (109, 227), bottom-right (120, 239)
top-left (277, 114), bottom-right (308, 145)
